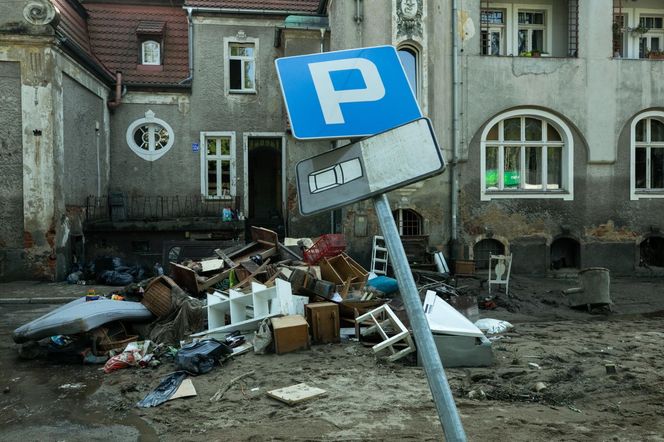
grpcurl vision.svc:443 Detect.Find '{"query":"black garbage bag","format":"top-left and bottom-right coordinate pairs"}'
top-left (98, 270), bottom-right (134, 286)
top-left (176, 339), bottom-right (232, 375)
top-left (136, 371), bottom-right (187, 408)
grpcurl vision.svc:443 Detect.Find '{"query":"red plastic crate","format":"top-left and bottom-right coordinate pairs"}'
top-left (303, 234), bottom-right (347, 265)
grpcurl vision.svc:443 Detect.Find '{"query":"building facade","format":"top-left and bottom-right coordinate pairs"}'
top-left (1, 0), bottom-right (663, 281)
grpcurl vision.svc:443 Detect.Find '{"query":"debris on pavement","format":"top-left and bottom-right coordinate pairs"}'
top-left (266, 383), bottom-right (327, 406)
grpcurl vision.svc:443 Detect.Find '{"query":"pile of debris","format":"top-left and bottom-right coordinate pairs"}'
top-left (12, 226), bottom-right (495, 406)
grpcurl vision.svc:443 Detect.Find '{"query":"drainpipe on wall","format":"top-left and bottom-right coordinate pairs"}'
top-left (180, 7), bottom-right (194, 84)
top-left (107, 71), bottom-right (123, 110)
top-left (450, 0), bottom-right (460, 261)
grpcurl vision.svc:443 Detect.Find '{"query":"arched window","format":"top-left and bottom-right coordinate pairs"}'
top-left (392, 208), bottom-right (422, 236)
top-left (480, 109), bottom-right (574, 200)
top-left (631, 111), bottom-right (664, 199)
top-left (142, 40), bottom-right (161, 65)
top-left (398, 45), bottom-right (418, 99)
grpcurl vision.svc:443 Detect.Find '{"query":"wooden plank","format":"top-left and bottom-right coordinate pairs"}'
top-left (214, 248), bottom-right (237, 268)
top-left (170, 262), bottom-right (200, 294)
top-left (266, 383), bottom-right (327, 406)
top-left (199, 267), bottom-right (235, 291)
top-left (201, 259), bottom-right (224, 273)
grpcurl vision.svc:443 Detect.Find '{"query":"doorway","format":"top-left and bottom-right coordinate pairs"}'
top-left (247, 137), bottom-right (284, 235)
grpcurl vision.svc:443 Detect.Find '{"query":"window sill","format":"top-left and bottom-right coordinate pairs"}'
top-left (229, 89), bottom-right (257, 95)
top-left (632, 190), bottom-right (664, 200)
top-left (204, 196), bottom-right (233, 201)
top-left (482, 190), bottom-right (572, 201)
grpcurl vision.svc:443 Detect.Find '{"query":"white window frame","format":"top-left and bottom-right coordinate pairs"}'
top-left (126, 110), bottom-right (174, 162)
top-left (513, 5), bottom-right (552, 56)
top-left (224, 37), bottom-right (258, 94)
top-left (480, 109), bottom-right (574, 201)
top-left (622, 8), bottom-right (664, 59)
top-left (200, 131), bottom-right (236, 200)
top-left (630, 111), bottom-right (664, 200)
top-left (480, 8), bottom-right (507, 56)
top-left (141, 40), bottom-right (161, 65)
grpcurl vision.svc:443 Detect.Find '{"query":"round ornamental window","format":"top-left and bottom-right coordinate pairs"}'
top-left (126, 110), bottom-right (174, 161)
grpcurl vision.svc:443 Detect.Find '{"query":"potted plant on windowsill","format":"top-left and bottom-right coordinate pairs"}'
top-left (630, 24), bottom-right (650, 35)
top-left (647, 50), bottom-right (664, 60)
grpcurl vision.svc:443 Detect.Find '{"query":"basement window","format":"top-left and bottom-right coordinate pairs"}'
top-left (640, 236), bottom-right (664, 267)
top-left (550, 237), bottom-right (580, 270)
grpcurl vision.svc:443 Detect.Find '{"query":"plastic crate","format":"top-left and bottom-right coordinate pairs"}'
top-left (303, 234), bottom-right (347, 264)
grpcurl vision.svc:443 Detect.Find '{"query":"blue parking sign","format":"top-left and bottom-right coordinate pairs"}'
top-left (275, 45), bottom-right (422, 140)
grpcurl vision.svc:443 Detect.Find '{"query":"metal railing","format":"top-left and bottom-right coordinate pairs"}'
top-left (84, 194), bottom-right (239, 222)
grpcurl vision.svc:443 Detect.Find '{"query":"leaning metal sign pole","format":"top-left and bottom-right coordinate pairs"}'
top-left (373, 193), bottom-right (466, 441)
top-left (275, 46), bottom-right (467, 441)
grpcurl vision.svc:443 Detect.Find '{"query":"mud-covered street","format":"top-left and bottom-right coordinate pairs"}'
top-left (2, 275), bottom-right (664, 441)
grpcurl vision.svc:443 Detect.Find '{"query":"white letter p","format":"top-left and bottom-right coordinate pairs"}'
top-left (308, 58), bottom-right (385, 125)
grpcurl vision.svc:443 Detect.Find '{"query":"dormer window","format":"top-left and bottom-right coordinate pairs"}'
top-left (142, 40), bottom-right (160, 65)
top-left (136, 20), bottom-right (165, 67)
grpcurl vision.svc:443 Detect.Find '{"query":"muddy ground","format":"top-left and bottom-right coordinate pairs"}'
top-left (1, 274), bottom-right (664, 441)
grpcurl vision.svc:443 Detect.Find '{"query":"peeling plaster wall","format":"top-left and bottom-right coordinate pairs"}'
top-left (0, 29), bottom-right (111, 280)
top-left (0, 61), bottom-right (25, 280)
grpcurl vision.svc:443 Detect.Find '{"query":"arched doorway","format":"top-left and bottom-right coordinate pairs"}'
top-left (473, 238), bottom-right (505, 270)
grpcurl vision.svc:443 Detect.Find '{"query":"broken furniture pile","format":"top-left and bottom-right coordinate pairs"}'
top-left (12, 226), bottom-right (495, 407)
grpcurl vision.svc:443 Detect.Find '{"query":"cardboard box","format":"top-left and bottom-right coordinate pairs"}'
top-left (271, 315), bottom-right (309, 354)
top-left (305, 302), bottom-right (340, 344)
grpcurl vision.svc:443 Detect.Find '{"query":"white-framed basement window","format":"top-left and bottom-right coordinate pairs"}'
top-left (631, 111), bottom-right (664, 200)
top-left (141, 40), bottom-right (161, 65)
top-left (225, 38), bottom-right (257, 93)
top-left (200, 132), bottom-right (236, 199)
top-left (480, 109), bottom-right (574, 201)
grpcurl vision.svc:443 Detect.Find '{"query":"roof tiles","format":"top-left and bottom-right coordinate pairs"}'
top-left (85, 4), bottom-right (190, 86)
top-left (184, 0), bottom-right (321, 14)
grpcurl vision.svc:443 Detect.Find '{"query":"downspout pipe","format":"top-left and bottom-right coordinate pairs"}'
top-left (179, 7), bottom-right (194, 85)
top-left (107, 71), bottom-right (123, 110)
top-left (450, 0), bottom-right (460, 259)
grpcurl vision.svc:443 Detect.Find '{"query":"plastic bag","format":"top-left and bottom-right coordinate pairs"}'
top-left (136, 371), bottom-right (187, 408)
top-left (176, 339), bottom-right (231, 374)
top-left (98, 270), bottom-right (134, 286)
top-left (253, 318), bottom-right (272, 355)
top-left (474, 318), bottom-right (514, 334)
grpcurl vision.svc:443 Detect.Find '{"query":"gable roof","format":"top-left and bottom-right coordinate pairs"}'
top-left (85, 3), bottom-right (190, 87)
top-left (184, 0), bottom-right (322, 14)
top-left (50, 0), bottom-right (115, 82)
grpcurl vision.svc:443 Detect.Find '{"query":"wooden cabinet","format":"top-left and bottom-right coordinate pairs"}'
top-left (305, 302), bottom-right (340, 344)
top-left (271, 315), bottom-right (309, 354)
